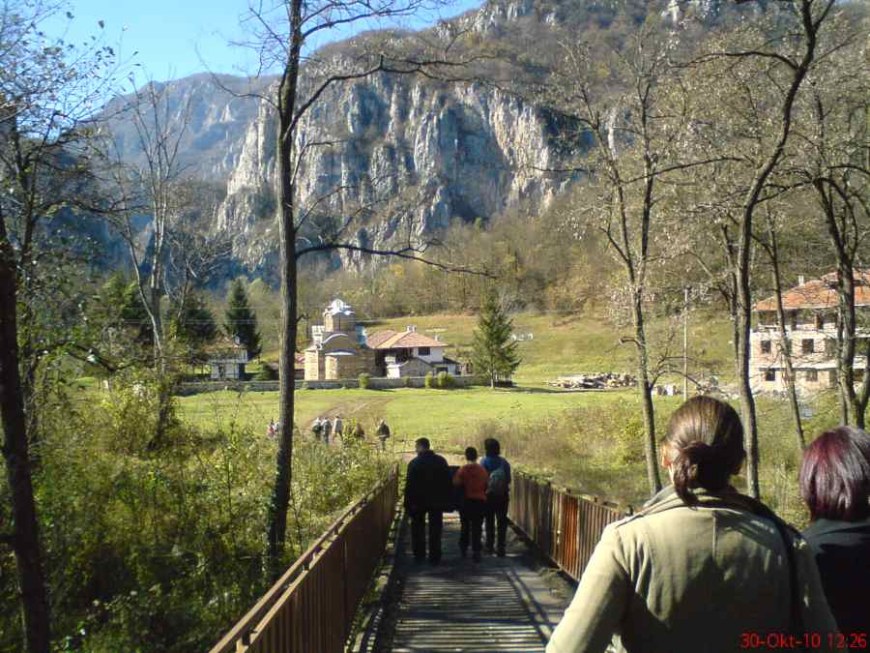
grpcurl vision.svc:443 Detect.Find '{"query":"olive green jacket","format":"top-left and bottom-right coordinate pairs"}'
top-left (546, 486), bottom-right (838, 653)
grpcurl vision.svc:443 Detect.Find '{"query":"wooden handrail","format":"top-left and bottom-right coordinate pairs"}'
top-left (508, 471), bottom-right (632, 582)
top-left (207, 465), bottom-right (399, 653)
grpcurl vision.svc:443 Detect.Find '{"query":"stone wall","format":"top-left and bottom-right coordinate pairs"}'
top-left (176, 375), bottom-right (476, 396)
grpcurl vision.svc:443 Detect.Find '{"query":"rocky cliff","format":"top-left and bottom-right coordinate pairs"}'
top-left (216, 70), bottom-right (578, 273)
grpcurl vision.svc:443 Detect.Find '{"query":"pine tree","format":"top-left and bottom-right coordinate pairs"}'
top-left (224, 279), bottom-right (262, 358)
top-left (173, 293), bottom-right (217, 355)
top-left (471, 290), bottom-right (521, 388)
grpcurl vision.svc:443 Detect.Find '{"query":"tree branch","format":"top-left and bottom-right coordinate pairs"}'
top-left (296, 242), bottom-right (493, 276)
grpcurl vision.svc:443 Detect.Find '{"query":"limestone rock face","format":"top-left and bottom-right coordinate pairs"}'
top-left (216, 71), bottom-right (577, 273)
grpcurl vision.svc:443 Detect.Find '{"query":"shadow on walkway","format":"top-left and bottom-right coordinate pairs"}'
top-left (367, 512), bottom-right (572, 653)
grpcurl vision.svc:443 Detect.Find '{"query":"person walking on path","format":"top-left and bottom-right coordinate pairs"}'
top-left (311, 417), bottom-right (323, 442)
top-left (453, 446), bottom-right (489, 562)
top-left (800, 426), bottom-right (870, 636)
top-left (546, 396), bottom-right (838, 653)
top-left (376, 419), bottom-right (391, 451)
top-left (322, 417), bottom-right (332, 445)
top-left (404, 437), bottom-right (451, 565)
top-left (332, 415), bottom-right (344, 442)
top-left (480, 438), bottom-right (511, 557)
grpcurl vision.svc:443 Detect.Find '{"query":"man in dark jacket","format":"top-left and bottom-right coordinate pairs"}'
top-left (404, 437), bottom-right (451, 564)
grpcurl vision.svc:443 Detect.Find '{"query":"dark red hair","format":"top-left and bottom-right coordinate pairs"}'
top-left (800, 426), bottom-right (870, 522)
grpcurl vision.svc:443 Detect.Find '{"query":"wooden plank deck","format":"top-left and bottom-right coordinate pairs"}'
top-left (370, 512), bottom-right (573, 653)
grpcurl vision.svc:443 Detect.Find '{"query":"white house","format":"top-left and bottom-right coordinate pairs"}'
top-left (208, 348), bottom-right (249, 381)
top-left (366, 326), bottom-right (460, 378)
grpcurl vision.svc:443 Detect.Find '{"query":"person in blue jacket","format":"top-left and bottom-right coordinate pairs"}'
top-left (480, 438), bottom-right (511, 556)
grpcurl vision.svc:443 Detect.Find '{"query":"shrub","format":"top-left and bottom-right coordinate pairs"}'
top-left (436, 372), bottom-right (455, 389)
top-left (358, 373), bottom-right (371, 390)
top-left (424, 372), bottom-right (435, 388)
top-left (15, 375), bottom-right (393, 653)
top-left (255, 364), bottom-right (278, 381)
top-left (403, 375), bottom-right (413, 388)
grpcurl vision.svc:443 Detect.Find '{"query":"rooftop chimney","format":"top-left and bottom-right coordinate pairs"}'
top-left (798, 275), bottom-right (806, 286)
top-left (406, 325), bottom-right (416, 333)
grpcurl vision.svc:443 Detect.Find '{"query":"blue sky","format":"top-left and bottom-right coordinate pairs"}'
top-left (44, 0), bottom-right (482, 87)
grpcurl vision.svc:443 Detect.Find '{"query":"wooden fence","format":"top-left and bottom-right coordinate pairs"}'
top-left (509, 472), bottom-right (633, 581)
top-left (208, 467), bottom-right (399, 653)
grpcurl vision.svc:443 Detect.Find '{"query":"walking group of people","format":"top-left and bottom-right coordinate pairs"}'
top-left (309, 415), bottom-right (392, 450)
top-left (404, 437), bottom-right (511, 563)
top-left (546, 395), bottom-right (870, 653)
top-left (311, 414), bottom-right (343, 444)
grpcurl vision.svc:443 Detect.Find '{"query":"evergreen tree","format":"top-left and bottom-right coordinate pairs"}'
top-left (101, 273), bottom-right (153, 346)
top-left (224, 279), bottom-right (262, 358)
top-left (172, 293), bottom-right (217, 360)
top-left (471, 290), bottom-right (521, 388)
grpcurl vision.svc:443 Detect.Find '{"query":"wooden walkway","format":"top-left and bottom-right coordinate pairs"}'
top-left (366, 512), bottom-right (573, 653)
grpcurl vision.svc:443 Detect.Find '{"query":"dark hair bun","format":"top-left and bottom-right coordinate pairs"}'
top-left (674, 440), bottom-right (732, 504)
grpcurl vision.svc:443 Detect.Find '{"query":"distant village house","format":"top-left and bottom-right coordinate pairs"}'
top-left (367, 326), bottom-right (460, 378)
top-left (209, 347), bottom-right (249, 381)
top-left (751, 271), bottom-right (870, 393)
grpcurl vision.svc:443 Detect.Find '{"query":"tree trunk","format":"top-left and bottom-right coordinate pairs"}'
top-left (633, 290), bottom-right (662, 495)
top-left (736, 211), bottom-right (760, 498)
top-left (0, 248), bottom-right (51, 653)
top-left (734, 0), bottom-right (822, 499)
top-left (768, 226), bottom-right (805, 450)
top-left (267, 1), bottom-right (303, 579)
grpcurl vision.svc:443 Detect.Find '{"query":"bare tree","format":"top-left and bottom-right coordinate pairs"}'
top-left (538, 23), bottom-right (705, 496)
top-left (106, 79), bottom-right (194, 371)
top-left (754, 205), bottom-right (807, 450)
top-left (684, 0), bottom-right (835, 497)
top-left (789, 16), bottom-right (870, 427)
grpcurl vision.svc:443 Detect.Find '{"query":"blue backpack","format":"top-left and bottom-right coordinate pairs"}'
top-left (486, 462), bottom-right (509, 498)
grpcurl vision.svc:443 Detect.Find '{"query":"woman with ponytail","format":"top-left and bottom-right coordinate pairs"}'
top-left (546, 396), bottom-right (837, 653)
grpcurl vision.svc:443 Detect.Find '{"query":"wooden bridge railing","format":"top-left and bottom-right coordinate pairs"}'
top-left (208, 466), bottom-right (399, 653)
top-left (509, 472), bottom-right (634, 581)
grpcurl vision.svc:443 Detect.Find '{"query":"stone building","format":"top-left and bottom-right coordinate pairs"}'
top-left (304, 299), bottom-right (375, 381)
top-left (304, 300), bottom-right (461, 381)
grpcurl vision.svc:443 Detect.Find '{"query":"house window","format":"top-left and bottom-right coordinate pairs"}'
top-left (805, 369), bottom-right (818, 382)
top-left (802, 339), bottom-right (815, 354)
top-left (760, 340), bottom-right (772, 354)
top-left (418, 347), bottom-right (431, 356)
top-left (856, 369), bottom-right (865, 383)
top-left (764, 369), bottom-right (776, 382)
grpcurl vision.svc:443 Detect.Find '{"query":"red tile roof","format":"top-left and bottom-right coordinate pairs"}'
top-left (365, 330), bottom-right (398, 349)
top-left (367, 329), bottom-right (446, 350)
top-left (754, 271), bottom-right (870, 311)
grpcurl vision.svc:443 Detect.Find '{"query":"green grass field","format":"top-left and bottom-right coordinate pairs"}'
top-left (177, 385), bottom-right (660, 452)
top-left (177, 308), bottom-right (836, 519)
